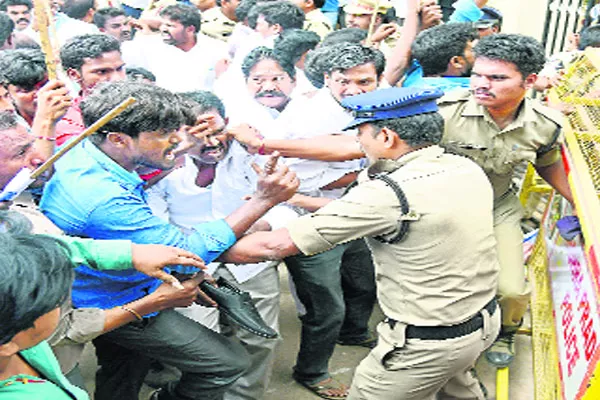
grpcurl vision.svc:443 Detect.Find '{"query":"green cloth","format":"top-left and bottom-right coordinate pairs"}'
top-left (0, 237), bottom-right (136, 399)
top-left (0, 341), bottom-right (88, 399)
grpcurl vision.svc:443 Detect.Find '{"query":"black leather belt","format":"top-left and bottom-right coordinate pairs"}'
top-left (386, 298), bottom-right (497, 340)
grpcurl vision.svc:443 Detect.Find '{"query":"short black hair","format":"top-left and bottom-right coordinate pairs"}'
top-left (60, 33), bottom-right (121, 71)
top-left (274, 28), bottom-right (320, 65)
top-left (321, 28), bottom-right (367, 47)
top-left (0, 48), bottom-right (46, 89)
top-left (159, 3), bottom-right (201, 33)
top-left (93, 7), bottom-right (126, 29)
top-left (254, 1), bottom-right (305, 31)
top-left (81, 81), bottom-right (186, 142)
top-left (313, 0), bottom-right (325, 9)
top-left (0, 110), bottom-right (19, 131)
top-left (370, 112), bottom-right (444, 147)
top-left (474, 33), bottom-right (547, 78)
top-left (62, 0), bottom-right (95, 20)
top-left (0, 210), bottom-right (33, 235)
top-left (126, 66), bottom-right (156, 82)
top-left (325, 42), bottom-right (385, 77)
top-left (0, 11), bottom-right (13, 47)
top-left (242, 46), bottom-right (296, 80)
top-left (0, 0), bottom-right (32, 11)
top-left (0, 233), bottom-right (74, 346)
top-left (235, 0), bottom-right (256, 22)
top-left (411, 22), bottom-right (478, 76)
top-left (180, 91), bottom-right (226, 120)
top-left (579, 25), bottom-right (600, 50)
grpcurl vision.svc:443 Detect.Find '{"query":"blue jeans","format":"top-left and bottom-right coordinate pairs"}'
top-left (285, 239), bottom-right (376, 384)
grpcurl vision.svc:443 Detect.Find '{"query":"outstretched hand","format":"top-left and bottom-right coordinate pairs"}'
top-left (252, 152), bottom-right (299, 205)
top-left (131, 244), bottom-right (206, 289)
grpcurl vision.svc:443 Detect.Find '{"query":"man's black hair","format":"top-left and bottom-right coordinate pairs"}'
top-left (370, 112), bottom-right (444, 148)
top-left (305, 42), bottom-right (384, 88)
top-left (242, 46), bottom-right (296, 80)
top-left (0, 0), bottom-right (32, 11)
top-left (474, 33), bottom-right (547, 78)
top-left (60, 33), bottom-right (121, 71)
top-left (0, 11), bottom-right (13, 46)
top-left (0, 48), bottom-right (46, 89)
top-left (579, 25), bottom-right (600, 50)
top-left (254, 1), bottom-right (305, 31)
top-left (274, 28), bottom-right (319, 65)
top-left (411, 22), bottom-right (478, 76)
top-left (180, 90), bottom-right (226, 120)
top-left (62, 0), bottom-right (95, 20)
top-left (321, 28), bottom-right (367, 47)
top-left (235, 0), bottom-right (256, 22)
top-left (93, 7), bottom-right (126, 29)
top-left (81, 81), bottom-right (186, 143)
top-left (126, 66), bottom-right (156, 82)
top-left (159, 3), bottom-right (201, 33)
top-left (313, 0), bottom-right (325, 9)
top-left (0, 233), bottom-right (74, 345)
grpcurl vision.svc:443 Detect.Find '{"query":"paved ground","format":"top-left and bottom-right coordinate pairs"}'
top-left (80, 267), bottom-right (534, 400)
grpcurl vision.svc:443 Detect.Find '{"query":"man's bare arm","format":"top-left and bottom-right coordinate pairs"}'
top-left (535, 159), bottom-right (574, 205)
top-left (383, 0), bottom-right (419, 86)
top-left (220, 228), bottom-right (301, 264)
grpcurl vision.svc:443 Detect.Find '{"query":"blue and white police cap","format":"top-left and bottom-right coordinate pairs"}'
top-left (341, 87), bottom-right (444, 130)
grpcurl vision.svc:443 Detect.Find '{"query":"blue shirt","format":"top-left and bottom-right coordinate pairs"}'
top-left (402, 60), bottom-right (471, 94)
top-left (40, 139), bottom-right (236, 313)
top-left (449, 0), bottom-right (484, 23)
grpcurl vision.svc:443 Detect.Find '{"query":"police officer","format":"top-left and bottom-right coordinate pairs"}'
top-left (222, 86), bottom-right (501, 399)
top-left (200, 0), bottom-right (239, 42)
top-left (438, 33), bottom-right (574, 367)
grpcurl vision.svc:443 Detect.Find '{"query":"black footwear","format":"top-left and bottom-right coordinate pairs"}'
top-left (200, 277), bottom-right (278, 339)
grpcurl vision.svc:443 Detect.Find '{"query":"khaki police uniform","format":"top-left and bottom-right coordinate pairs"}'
top-left (304, 9), bottom-right (333, 40)
top-left (438, 89), bottom-right (563, 327)
top-left (201, 7), bottom-right (237, 42)
top-left (287, 145), bottom-right (501, 399)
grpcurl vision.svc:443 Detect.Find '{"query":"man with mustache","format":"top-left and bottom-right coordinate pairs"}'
top-left (122, 3), bottom-right (229, 92)
top-left (147, 90), bottom-right (296, 400)
top-left (0, 0), bottom-right (31, 31)
top-left (39, 81), bottom-right (299, 400)
top-left (93, 7), bottom-right (133, 42)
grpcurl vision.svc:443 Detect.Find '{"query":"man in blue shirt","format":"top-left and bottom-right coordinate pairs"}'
top-left (40, 81), bottom-right (299, 400)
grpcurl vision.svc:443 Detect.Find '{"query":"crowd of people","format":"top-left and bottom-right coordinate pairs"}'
top-left (0, 0), bottom-right (587, 399)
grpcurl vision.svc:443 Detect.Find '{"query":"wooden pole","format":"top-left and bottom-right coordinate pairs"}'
top-left (31, 97), bottom-right (137, 179)
top-left (33, 0), bottom-right (58, 80)
top-left (366, 0), bottom-right (382, 46)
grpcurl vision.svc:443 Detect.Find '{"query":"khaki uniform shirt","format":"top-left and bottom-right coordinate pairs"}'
top-left (304, 9), bottom-right (333, 40)
top-left (201, 7), bottom-right (237, 42)
top-left (438, 90), bottom-right (563, 208)
top-left (288, 145), bottom-right (499, 326)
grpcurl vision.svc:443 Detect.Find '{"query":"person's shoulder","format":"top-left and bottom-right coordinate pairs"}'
top-left (438, 88), bottom-right (471, 105)
top-left (528, 98), bottom-right (563, 128)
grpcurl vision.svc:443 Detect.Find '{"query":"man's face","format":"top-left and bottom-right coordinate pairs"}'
top-left (6, 5), bottom-right (30, 31)
top-left (345, 13), bottom-right (377, 30)
top-left (101, 15), bottom-right (132, 42)
top-left (160, 17), bottom-right (192, 47)
top-left (459, 40), bottom-right (477, 77)
top-left (356, 123), bottom-right (384, 163)
top-left (190, 0), bottom-right (216, 12)
top-left (325, 63), bottom-right (379, 102)
top-left (247, 59), bottom-right (295, 111)
top-left (476, 24), bottom-right (499, 38)
top-left (132, 129), bottom-right (184, 170)
top-left (69, 50), bottom-right (126, 94)
top-left (0, 123), bottom-right (47, 190)
top-left (470, 57), bottom-right (533, 111)
top-left (221, 0), bottom-right (241, 20)
top-left (254, 15), bottom-right (279, 38)
top-left (7, 78), bottom-right (47, 120)
top-left (188, 110), bottom-right (229, 164)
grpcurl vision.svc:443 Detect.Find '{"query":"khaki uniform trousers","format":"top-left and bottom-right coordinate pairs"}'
top-left (494, 193), bottom-right (531, 327)
top-left (348, 306), bottom-right (501, 400)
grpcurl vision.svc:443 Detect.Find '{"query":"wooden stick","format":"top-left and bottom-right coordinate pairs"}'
top-left (31, 97), bottom-right (136, 179)
top-left (33, 0), bottom-right (58, 80)
top-left (366, 0), bottom-right (382, 46)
